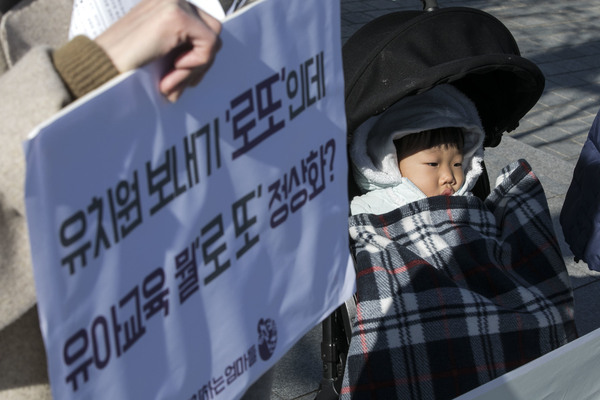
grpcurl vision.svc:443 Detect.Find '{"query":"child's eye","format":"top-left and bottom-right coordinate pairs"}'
top-left (426, 162), bottom-right (438, 167)
top-left (454, 162), bottom-right (463, 167)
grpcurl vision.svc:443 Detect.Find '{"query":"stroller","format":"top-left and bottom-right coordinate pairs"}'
top-left (316, 1), bottom-right (576, 399)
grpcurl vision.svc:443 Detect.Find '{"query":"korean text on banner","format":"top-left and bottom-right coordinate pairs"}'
top-left (24, 0), bottom-right (354, 398)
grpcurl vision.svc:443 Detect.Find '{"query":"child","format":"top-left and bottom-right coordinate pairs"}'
top-left (349, 84), bottom-right (484, 215)
top-left (341, 84), bottom-right (577, 400)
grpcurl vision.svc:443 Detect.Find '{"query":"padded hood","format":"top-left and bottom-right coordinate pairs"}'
top-left (351, 85), bottom-right (484, 194)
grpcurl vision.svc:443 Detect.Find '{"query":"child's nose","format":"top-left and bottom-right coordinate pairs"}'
top-left (440, 166), bottom-right (456, 185)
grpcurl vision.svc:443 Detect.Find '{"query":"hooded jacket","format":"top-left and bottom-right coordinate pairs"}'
top-left (350, 84), bottom-right (485, 215)
top-left (561, 108), bottom-right (600, 271)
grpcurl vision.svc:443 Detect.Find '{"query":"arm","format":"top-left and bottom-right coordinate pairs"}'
top-left (55, 0), bottom-right (222, 101)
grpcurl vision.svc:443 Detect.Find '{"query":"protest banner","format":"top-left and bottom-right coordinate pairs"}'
top-left (24, 0), bottom-right (355, 398)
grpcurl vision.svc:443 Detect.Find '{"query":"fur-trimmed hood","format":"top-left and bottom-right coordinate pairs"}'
top-left (350, 84), bottom-right (485, 195)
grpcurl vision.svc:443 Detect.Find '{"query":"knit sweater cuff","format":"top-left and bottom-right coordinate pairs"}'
top-left (52, 35), bottom-right (119, 99)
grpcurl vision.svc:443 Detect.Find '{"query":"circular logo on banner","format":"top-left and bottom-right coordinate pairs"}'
top-left (257, 318), bottom-right (277, 361)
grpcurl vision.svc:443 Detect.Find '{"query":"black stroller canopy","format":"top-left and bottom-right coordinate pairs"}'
top-left (343, 7), bottom-right (545, 147)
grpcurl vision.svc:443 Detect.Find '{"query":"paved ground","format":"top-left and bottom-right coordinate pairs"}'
top-left (265, 0), bottom-right (600, 398)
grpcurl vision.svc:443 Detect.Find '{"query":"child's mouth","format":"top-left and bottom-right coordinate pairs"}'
top-left (442, 188), bottom-right (454, 196)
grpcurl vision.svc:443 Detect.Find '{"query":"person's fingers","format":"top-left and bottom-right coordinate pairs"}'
top-left (159, 69), bottom-right (191, 100)
top-left (158, 10), bottom-right (221, 101)
top-left (165, 88), bottom-right (183, 103)
top-left (172, 35), bottom-right (222, 69)
top-left (159, 64), bottom-right (209, 101)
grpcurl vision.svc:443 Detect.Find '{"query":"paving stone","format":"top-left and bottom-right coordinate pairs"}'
top-left (546, 73), bottom-right (589, 88)
top-left (270, 325), bottom-right (322, 399)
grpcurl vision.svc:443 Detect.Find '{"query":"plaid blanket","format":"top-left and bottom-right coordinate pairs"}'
top-left (341, 160), bottom-right (577, 400)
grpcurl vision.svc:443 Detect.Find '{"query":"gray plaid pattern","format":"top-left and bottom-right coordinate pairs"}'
top-left (341, 160), bottom-right (577, 400)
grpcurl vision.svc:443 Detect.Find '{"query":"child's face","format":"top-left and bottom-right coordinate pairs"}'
top-left (398, 145), bottom-right (464, 197)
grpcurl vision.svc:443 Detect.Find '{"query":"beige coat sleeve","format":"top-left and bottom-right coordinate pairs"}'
top-left (0, 46), bottom-right (71, 331)
top-left (0, 46), bottom-right (71, 400)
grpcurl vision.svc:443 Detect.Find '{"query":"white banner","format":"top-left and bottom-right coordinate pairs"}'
top-left (456, 328), bottom-right (600, 400)
top-left (25, 0), bottom-right (354, 398)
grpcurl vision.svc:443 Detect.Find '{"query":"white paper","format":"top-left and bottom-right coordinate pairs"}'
top-left (68, 0), bottom-right (226, 39)
top-left (455, 328), bottom-right (600, 400)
